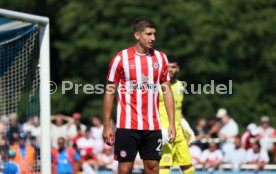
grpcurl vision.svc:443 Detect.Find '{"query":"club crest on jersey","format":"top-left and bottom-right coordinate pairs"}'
top-left (165, 156), bottom-right (170, 162)
top-left (120, 150), bottom-right (127, 158)
top-left (153, 62), bottom-right (159, 69)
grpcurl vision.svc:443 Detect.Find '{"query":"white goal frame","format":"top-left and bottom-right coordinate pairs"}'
top-left (0, 8), bottom-right (51, 174)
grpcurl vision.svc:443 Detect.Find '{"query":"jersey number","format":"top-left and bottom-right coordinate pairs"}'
top-left (156, 139), bottom-right (162, 151)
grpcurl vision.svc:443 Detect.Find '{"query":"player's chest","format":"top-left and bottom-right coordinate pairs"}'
top-left (122, 56), bottom-right (161, 82)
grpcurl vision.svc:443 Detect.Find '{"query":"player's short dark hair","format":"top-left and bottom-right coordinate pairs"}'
top-left (133, 18), bottom-right (156, 32)
top-left (167, 55), bottom-right (178, 64)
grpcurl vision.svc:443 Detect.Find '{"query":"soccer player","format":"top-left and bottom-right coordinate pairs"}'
top-left (103, 18), bottom-right (176, 174)
top-left (159, 56), bottom-right (195, 174)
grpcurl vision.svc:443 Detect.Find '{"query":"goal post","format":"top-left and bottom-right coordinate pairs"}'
top-left (0, 8), bottom-right (50, 174)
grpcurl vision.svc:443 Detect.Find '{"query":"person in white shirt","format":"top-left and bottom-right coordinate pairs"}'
top-left (216, 108), bottom-right (239, 140)
top-left (67, 112), bottom-right (87, 145)
top-left (90, 116), bottom-right (104, 155)
top-left (76, 128), bottom-right (95, 160)
top-left (223, 136), bottom-right (247, 171)
top-left (246, 141), bottom-right (269, 172)
top-left (51, 114), bottom-right (73, 148)
top-left (215, 108), bottom-right (239, 155)
top-left (256, 116), bottom-right (274, 153)
top-left (201, 142), bottom-right (223, 172)
top-left (22, 117), bottom-right (34, 135)
top-left (85, 144), bottom-right (118, 174)
top-left (189, 143), bottom-right (202, 165)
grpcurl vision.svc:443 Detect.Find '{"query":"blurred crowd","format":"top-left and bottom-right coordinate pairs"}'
top-left (0, 108), bottom-right (275, 174)
top-left (190, 108), bottom-right (276, 172)
top-left (0, 113), bottom-right (41, 174)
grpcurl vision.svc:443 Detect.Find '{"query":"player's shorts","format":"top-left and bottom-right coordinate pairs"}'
top-left (160, 138), bottom-right (192, 167)
top-left (114, 128), bottom-right (162, 162)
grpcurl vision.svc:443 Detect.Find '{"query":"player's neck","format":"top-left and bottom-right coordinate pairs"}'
top-left (133, 43), bottom-right (149, 54)
top-left (170, 78), bottom-right (176, 84)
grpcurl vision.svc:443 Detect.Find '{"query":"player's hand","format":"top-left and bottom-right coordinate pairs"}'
top-left (168, 124), bottom-right (176, 143)
top-left (103, 125), bottom-right (115, 146)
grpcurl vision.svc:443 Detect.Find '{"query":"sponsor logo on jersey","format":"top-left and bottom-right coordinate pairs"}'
top-left (128, 83), bottom-right (158, 90)
top-left (141, 74), bottom-right (149, 82)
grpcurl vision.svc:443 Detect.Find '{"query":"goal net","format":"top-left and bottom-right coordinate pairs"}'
top-left (0, 9), bottom-right (50, 174)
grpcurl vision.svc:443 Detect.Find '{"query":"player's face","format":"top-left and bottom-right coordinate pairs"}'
top-left (135, 27), bottom-right (156, 49)
top-left (168, 62), bottom-right (179, 80)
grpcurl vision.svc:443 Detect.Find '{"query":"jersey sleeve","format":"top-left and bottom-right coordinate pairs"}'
top-left (106, 54), bottom-right (123, 83)
top-left (160, 53), bottom-right (170, 83)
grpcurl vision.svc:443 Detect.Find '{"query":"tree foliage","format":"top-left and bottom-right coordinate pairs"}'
top-left (1, 0), bottom-right (276, 129)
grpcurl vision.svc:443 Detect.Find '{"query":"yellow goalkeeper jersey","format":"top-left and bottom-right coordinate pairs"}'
top-left (159, 80), bottom-right (184, 142)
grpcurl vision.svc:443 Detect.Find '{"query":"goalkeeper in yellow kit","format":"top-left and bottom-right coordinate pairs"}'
top-left (159, 55), bottom-right (195, 174)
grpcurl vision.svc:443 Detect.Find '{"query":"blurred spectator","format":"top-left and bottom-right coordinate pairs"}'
top-left (246, 141), bottom-right (269, 172)
top-left (22, 116), bottom-right (41, 148)
top-left (189, 143), bottom-right (202, 165)
top-left (11, 132), bottom-right (35, 174)
top-left (6, 113), bottom-right (22, 145)
top-left (51, 137), bottom-right (80, 174)
top-left (272, 129), bottom-right (276, 162)
top-left (206, 117), bottom-right (219, 139)
top-left (3, 149), bottom-right (20, 174)
top-left (256, 116), bottom-right (274, 153)
top-left (30, 136), bottom-right (40, 172)
top-left (223, 136), bottom-right (247, 171)
top-left (82, 162), bottom-right (96, 174)
top-left (0, 137), bottom-right (8, 170)
top-left (0, 136), bottom-right (9, 155)
top-left (76, 128), bottom-right (94, 161)
top-left (216, 108), bottom-right (239, 154)
top-left (216, 108), bottom-right (238, 140)
top-left (90, 115), bottom-right (104, 155)
top-left (0, 117), bottom-right (7, 138)
top-left (194, 118), bottom-right (209, 150)
top-left (30, 116), bottom-right (41, 147)
top-left (201, 142), bottom-right (223, 172)
top-left (84, 144), bottom-right (118, 174)
top-left (51, 114), bottom-right (73, 148)
top-left (72, 125), bottom-right (85, 147)
top-left (194, 118), bottom-right (208, 139)
top-left (67, 113), bottom-right (86, 145)
top-left (22, 117), bottom-right (34, 136)
top-left (95, 144), bottom-right (117, 172)
top-left (241, 123), bottom-right (259, 150)
top-left (30, 136), bottom-right (40, 158)
top-left (132, 153), bottom-right (143, 174)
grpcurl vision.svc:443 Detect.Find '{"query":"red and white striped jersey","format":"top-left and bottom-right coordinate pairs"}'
top-left (106, 46), bottom-right (170, 130)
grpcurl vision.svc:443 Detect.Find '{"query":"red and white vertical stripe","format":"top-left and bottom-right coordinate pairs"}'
top-left (106, 47), bottom-right (169, 130)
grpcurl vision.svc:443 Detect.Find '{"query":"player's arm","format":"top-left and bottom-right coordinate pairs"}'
top-left (161, 81), bottom-right (176, 143)
top-left (103, 81), bottom-right (118, 146)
